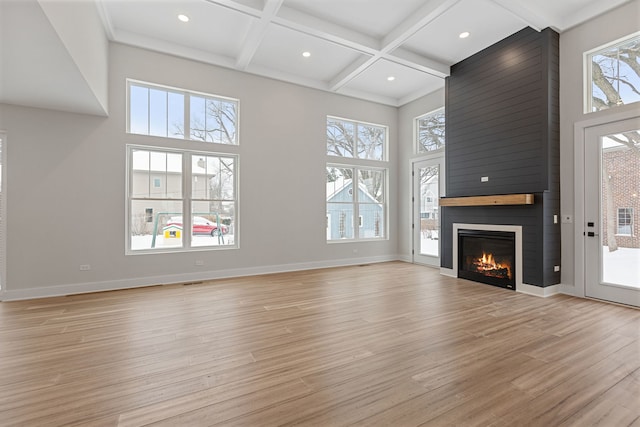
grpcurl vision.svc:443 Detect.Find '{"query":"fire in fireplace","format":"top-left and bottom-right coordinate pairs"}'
top-left (458, 229), bottom-right (516, 290)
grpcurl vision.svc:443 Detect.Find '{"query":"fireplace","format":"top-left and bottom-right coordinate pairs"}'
top-left (458, 229), bottom-right (516, 290)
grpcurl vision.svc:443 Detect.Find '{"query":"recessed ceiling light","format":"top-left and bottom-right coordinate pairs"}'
top-left (178, 14), bottom-right (190, 23)
top-left (387, 76), bottom-right (395, 81)
top-left (459, 31), bottom-right (470, 39)
top-left (302, 51), bottom-right (311, 58)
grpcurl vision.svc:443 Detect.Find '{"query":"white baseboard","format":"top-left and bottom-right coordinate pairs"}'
top-left (517, 283), bottom-right (561, 298)
top-left (1, 255), bottom-right (401, 301)
top-left (396, 254), bottom-right (413, 263)
top-left (440, 267), bottom-right (455, 277)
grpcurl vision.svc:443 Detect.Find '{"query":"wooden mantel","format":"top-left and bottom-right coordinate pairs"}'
top-left (439, 194), bottom-right (534, 207)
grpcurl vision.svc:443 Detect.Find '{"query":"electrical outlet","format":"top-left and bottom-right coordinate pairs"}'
top-left (554, 265), bottom-right (560, 272)
top-left (481, 176), bottom-right (489, 182)
top-left (553, 214), bottom-right (558, 224)
top-left (79, 264), bottom-right (91, 271)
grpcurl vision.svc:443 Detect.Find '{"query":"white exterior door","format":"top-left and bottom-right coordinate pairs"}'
top-left (412, 157), bottom-right (445, 267)
top-left (584, 117), bottom-right (640, 307)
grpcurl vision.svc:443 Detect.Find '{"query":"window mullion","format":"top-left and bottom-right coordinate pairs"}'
top-left (184, 153), bottom-right (192, 248)
top-left (184, 93), bottom-right (191, 141)
top-left (353, 167), bottom-right (359, 240)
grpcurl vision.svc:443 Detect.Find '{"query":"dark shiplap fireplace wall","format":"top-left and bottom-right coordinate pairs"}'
top-left (442, 27), bottom-right (560, 287)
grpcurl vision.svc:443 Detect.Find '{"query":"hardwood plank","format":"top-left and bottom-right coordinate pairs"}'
top-left (0, 262), bottom-right (637, 426)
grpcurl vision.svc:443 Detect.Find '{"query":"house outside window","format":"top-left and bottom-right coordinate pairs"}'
top-left (126, 80), bottom-right (239, 254)
top-left (617, 208), bottom-right (633, 236)
top-left (326, 116), bottom-right (388, 242)
top-left (586, 33), bottom-right (640, 113)
top-left (127, 147), bottom-right (237, 253)
top-left (415, 108), bottom-right (445, 153)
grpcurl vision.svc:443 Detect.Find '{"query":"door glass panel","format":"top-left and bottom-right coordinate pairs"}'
top-left (601, 130), bottom-right (640, 288)
top-left (420, 165), bottom-right (439, 257)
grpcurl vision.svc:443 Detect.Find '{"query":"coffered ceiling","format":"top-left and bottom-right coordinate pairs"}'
top-left (0, 0), bottom-right (632, 115)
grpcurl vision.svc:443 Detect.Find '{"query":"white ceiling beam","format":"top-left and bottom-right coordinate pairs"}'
top-left (329, 0), bottom-right (458, 92)
top-left (328, 55), bottom-right (376, 92)
top-left (387, 47), bottom-right (449, 78)
top-left (203, 0), bottom-right (263, 18)
top-left (273, 5), bottom-right (380, 54)
top-left (380, 0), bottom-right (461, 53)
top-left (235, 0), bottom-right (284, 70)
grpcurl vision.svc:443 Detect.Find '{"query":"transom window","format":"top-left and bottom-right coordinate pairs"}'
top-left (586, 33), bottom-right (640, 113)
top-left (327, 116), bottom-right (386, 161)
top-left (415, 107), bottom-right (445, 153)
top-left (127, 146), bottom-right (237, 253)
top-left (128, 80), bottom-right (238, 144)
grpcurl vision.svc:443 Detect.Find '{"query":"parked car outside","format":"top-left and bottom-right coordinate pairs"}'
top-left (166, 216), bottom-right (228, 236)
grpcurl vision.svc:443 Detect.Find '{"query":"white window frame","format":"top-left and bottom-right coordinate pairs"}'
top-left (414, 107), bottom-right (445, 154)
top-left (326, 164), bottom-right (388, 242)
top-left (126, 79), bottom-right (239, 145)
top-left (326, 116), bottom-right (388, 161)
top-left (616, 207), bottom-right (633, 236)
top-left (126, 145), bottom-right (239, 254)
top-left (584, 32), bottom-right (640, 114)
top-left (0, 132), bottom-right (5, 294)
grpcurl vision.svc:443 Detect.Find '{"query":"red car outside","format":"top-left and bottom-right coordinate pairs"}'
top-left (166, 216), bottom-right (228, 236)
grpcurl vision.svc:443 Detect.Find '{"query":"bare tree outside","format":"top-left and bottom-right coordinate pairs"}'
top-left (327, 118), bottom-right (385, 198)
top-left (174, 97), bottom-right (238, 144)
top-left (591, 35), bottom-right (640, 252)
top-left (417, 108), bottom-right (445, 152)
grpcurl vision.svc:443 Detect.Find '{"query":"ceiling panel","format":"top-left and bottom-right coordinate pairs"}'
top-left (104, 0), bottom-right (255, 59)
top-left (282, 0), bottom-right (427, 39)
top-left (401, 0), bottom-right (527, 65)
top-left (342, 59), bottom-right (445, 103)
top-left (250, 23), bottom-right (369, 83)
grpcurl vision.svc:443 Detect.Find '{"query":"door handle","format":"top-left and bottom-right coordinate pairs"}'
top-left (586, 232), bottom-right (599, 237)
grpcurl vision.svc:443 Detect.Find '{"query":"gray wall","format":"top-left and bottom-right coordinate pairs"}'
top-left (0, 43), bottom-right (399, 299)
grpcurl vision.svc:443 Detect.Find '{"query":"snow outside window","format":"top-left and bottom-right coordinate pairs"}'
top-left (127, 146), bottom-right (238, 253)
top-left (326, 165), bottom-right (386, 241)
top-left (326, 115), bottom-right (388, 242)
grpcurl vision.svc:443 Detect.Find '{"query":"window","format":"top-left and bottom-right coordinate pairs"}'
top-left (586, 33), bottom-right (640, 113)
top-left (128, 80), bottom-right (238, 144)
top-left (617, 208), bottom-right (633, 236)
top-left (327, 117), bottom-right (386, 160)
top-left (127, 146), bottom-right (237, 252)
top-left (326, 166), bottom-right (386, 240)
top-left (416, 108), bottom-right (445, 153)
top-left (326, 115), bottom-right (388, 241)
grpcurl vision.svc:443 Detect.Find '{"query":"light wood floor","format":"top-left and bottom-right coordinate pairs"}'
top-left (1, 262), bottom-right (639, 426)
